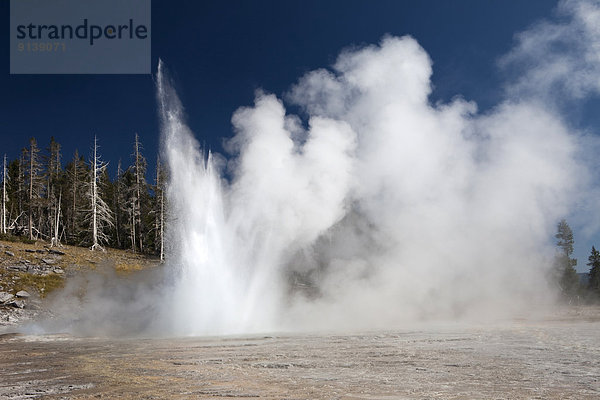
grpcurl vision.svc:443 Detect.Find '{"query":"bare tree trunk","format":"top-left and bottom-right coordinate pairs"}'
top-left (46, 138), bottom-right (61, 240)
top-left (26, 138), bottom-right (43, 240)
top-left (91, 137), bottom-right (99, 250)
top-left (51, 191), bottom-right (62, 247)
top-left (131, 197), bottom-right (136, 253)
top-left (72, 150), bottom-right (78, 236)
top-left (154, 157), bottom-right (165, 261)
top-left (2, 154), bottom-right (7, 234)
top-left (134, 133), bottom-right (144, 253)
top-left (160, 186), bottom-right (164, 261)
top-left (29, 145), bottom-right (33, 240)
top-left (86, 137), bottom-right (113, 252)
top-left (47, 174), bottom-right (52, 240)
top-left (18, 150), bottom-right (25, 219)
top-left (114, 160), bottom-right (122, 248)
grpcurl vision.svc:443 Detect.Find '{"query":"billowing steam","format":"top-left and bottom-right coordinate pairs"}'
top-left (156, 30), bottom-right (593, 335)
top-left (26, 0), bottom-right (600, 337)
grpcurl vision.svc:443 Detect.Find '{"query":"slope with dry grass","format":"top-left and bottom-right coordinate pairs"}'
top-left (0, 238), bottom-right (160, 299)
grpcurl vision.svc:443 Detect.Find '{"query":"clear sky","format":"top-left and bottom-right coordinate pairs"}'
top-left (2, 0), bottom-right (598, 271)
top-left (1, 1), bottom-right (559, 163)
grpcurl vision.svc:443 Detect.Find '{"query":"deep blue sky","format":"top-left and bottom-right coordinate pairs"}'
top-left (4, 1), bottom-right (599, 270)
top-left (2, 1), bottom-right (559, 166)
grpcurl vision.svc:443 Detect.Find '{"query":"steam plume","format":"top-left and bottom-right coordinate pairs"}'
top-left (157, 22), bottom-right (596, 334)
top-left (26, 0), bottom-right (599, 337)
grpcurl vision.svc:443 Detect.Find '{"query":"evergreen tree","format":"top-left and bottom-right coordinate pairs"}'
top-left (117, 166), bottom-right (137, 251)
top-left (64, 150), bottom-right (88, 244)
top-left (556, 219), bottom-right (575, 257)
top-left (587, 246), bottom-right (600, 295)
top-left (25, 138), bottom-right (45, 240)
top-left (150, 156), bottom-right (166, 260)
top-left (1, 135), bottom-right (168, 256)
top-left (45, 137), bottom-right (63, 244)
top-left (6, 159), bottom-right (25, 234)
top-left (132, 133), bottom-right (148, 253)
top-left (16, 150), bottom-right (27, 232)
top-left (113, 159), bottom-right (126, 248)
top-left (554, 219), bottom-right (579, 299)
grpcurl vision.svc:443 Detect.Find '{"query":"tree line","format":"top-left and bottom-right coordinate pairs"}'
top-left (553, 219), bottom-right (600, 302)
top-left (1, 134), bottom-right (599, 301)
top-left (0, 134), bottom-right (165, 259)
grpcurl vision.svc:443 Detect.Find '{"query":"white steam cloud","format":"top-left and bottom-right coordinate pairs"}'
top-left (24, 0), bottom-right (599, 337)
top-left (155, 0), bottom-right (598, 335)
top-left (501, 0), bottom-right (600, 101)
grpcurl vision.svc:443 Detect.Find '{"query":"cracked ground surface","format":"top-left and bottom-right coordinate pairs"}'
top-left (1, 312), bottom-right (599, 399)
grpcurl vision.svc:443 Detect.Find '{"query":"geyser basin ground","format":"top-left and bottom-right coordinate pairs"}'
top-left (1, 309), bottom-right (599, 399)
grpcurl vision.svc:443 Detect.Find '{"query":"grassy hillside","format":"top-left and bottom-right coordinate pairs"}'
top-left (0, 238), bottom-right (160, 299)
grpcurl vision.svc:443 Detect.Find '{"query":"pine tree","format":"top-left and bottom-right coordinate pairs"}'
top-left (6, 159), bottom-right (25, 234)
top-left (17, 150), bottom-right (27, 230)
top-left (65, 150), bottom-right (88, 244)
top-left (113, 159), bottom-right (125, 248)
top-left (25, 138), bottom-right (44, 240)
top-left (554, 219), bottom-right (579, 299)
top-left (132, 133), bottom-right (148, 253)
top-left (556, 219), bottom-right (575, 258)
top-left (116, 166), bottom-right (137, 251)
top-left (2, 135), bottom-right (169, 255)
top-left (587, 246), bottom-right (600, 295)
top-left (45, 137), bottom-right (63, 244)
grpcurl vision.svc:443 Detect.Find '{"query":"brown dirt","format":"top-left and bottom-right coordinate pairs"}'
top-left (0, 239), bottom-right (160, 327)
top-left (0, 239), bottom-right (159, 296)
top-left (0, 314), bottom-right (599, 399)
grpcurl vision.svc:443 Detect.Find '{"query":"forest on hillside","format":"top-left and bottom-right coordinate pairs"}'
top-left (1, 134), bottom-right (600, 301)
top-left (0, 135), bottom-right (165, 259)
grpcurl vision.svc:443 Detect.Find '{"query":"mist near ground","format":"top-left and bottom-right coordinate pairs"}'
top-left (27, 0), bottom-right (600, 337)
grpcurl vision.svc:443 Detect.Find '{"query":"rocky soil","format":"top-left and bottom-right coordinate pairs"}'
top-left (1, 238), bottom-right (598, 399)
top-left (0, 239), bottom-right (159, 327)
top-left (1, 312), bottom-right (599, 399)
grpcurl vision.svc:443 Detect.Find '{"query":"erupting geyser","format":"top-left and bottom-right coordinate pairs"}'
top-left (157, 62), bottom-right (254, 334)
top-left (155, 34), bottom-right (591, 336)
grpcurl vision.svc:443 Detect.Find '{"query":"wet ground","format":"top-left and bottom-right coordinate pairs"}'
top-left (1, 311), bottom-right (599, 399)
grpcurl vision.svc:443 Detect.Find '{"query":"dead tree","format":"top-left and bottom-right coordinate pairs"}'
top-left (45, 137), bottom-right (62, 240)
top-left (1, 154), bottom-right (7, 234)
top-left (130, 196), bottom-right (136, 252)
top-left (86, 136), bottom-right (114, 251)
top-left (132, 133), bottom-right (147, 253)
top-left (50, 191), bottom-right (62, 247)
top-left (153, 156), bottom-right (166, 261)
top-left (17, 150), bottom-right (26, 223)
